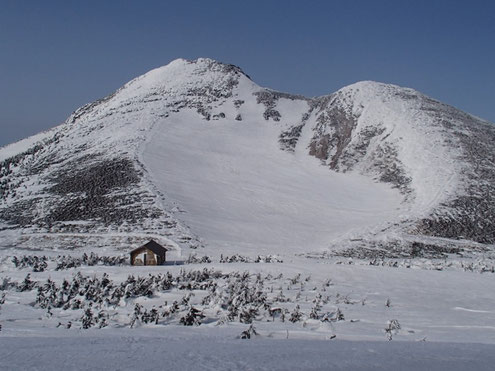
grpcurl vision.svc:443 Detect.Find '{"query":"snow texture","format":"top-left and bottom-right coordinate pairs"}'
top-left (2, 334), bottom-right (495, 371)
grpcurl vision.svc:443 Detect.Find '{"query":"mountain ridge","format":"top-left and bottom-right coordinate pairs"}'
top-left (1, 58), bottom-right (494, 255)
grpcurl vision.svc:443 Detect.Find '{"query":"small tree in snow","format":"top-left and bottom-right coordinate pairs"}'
top-left (18, 274), bottom-right (36, 292)
top-left (240, 324), bottom-right (258, 339)
top-left (81, 308), bottom-right (95, 329)
top-left (180, 306), bottom-right (205, 326)
top-left (289, 305), bottom-right (303, 323)
top-left (384, 319), bottom-right (401, 341)
top-left (97, 310), bottom-right (109, 328)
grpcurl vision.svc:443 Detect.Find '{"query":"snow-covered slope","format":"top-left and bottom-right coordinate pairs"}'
top-left (306, 82), bottom-right (495, 247)
top-left (0, 58), bottom-right (494, 255)
top-left (142, 106), bottom-right (401, 255)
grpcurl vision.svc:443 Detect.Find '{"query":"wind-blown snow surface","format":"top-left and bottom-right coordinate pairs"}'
top-left (2, 334), bottom-right (495, 371)
top-left (142, 109), bottom-right (402, 254)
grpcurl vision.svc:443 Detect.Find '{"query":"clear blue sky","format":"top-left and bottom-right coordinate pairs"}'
top-left (1, 0), bottom-right (494, 146)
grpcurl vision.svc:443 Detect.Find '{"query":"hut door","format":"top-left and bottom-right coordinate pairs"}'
top-left (143, 253), bottom-right (147, 266)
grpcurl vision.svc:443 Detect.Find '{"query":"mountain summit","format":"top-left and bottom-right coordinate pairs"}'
top-left (1, 58), bottom-right (494, 255)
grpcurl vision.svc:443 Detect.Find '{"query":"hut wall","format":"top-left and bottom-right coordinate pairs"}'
top-left (132, 248), bottom-right (158, 265)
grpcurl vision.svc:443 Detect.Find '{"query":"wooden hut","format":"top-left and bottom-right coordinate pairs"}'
top-left (130, 240), bottom-right (169, 266)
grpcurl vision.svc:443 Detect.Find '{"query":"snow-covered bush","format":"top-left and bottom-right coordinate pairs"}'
top-left (179, 306), bottom-right (204, 326)
top-left (185, 254), bottom-right (212, 264)
top-left (3, 268), bottom-right (364, 334)
top-left (12, 255), bottom-right (48, 272)
top-left (385, 319), bottom-right (401, 340)
top-left (10, 253), bottom-right (127, 272)
top-left (219, 254), bottom-right (283, 263)
top-left (240, 324), bottom-right (258, 339)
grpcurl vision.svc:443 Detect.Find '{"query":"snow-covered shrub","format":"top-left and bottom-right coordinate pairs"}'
top-left (310, 295), bottom-right (322, 320)
top-left (240, 324), bottom-right (258, 339)
top-left (81, 307), bottom-right (95, 329)
top-left (10, 253), bottom-right (127, 272)
top-left (17, 274), bottom-right (36, 292)
top-left (4, 267), bottom-right (362, 332)
top-left (185, 254), bottom-right (212, 264)
top-left (322, 308), bottom-right (345, 322)
top-left (0, 277), bottom-right (15, 291)
top-left (385, 319), bottom-right (401, 340)
top-left (11, 255), bottom-right (48, 272)
top-left (219, 254), bottom-right (283, 263)
top-left (179, 306), bottom-right (204, 326)
top-left (289, 305), bottom-right (303, 323)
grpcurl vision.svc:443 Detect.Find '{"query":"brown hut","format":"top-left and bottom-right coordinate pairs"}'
top-left (130, 240), bottom-right (169, 266)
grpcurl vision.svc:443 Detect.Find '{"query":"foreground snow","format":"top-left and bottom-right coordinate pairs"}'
top-left (1, 252), bottom-right (495, 369)
top-left (2, 331), bottom-right (495, 371)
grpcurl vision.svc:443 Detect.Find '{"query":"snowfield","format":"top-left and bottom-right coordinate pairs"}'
top-left (142, 108), bottom-right (402, 255)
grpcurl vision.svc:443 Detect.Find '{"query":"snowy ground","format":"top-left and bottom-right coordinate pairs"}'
top-left (2, 332), bottom-right (495, 371)
top-left (1, 253), bottom-right (495, 369)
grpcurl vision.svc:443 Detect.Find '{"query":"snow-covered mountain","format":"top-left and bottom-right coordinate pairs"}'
top-left (1, 58), bottom-right (494, 255)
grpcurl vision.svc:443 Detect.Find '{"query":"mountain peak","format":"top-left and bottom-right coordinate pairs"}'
top-left (111, 57), bottom-right (254, 106)
top-left (1, 58), bottom-right (495, 253)
top-left (336, 80), bottom-right (419, 98)
top-left (139, 57), bottom-right (250, 83)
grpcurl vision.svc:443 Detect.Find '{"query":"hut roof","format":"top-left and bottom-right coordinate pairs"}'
top-left (130, 240), bottom-right (170, 255)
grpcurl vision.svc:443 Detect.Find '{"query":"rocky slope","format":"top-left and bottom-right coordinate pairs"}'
top-left (0, 58), bottom-right (494, 254)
